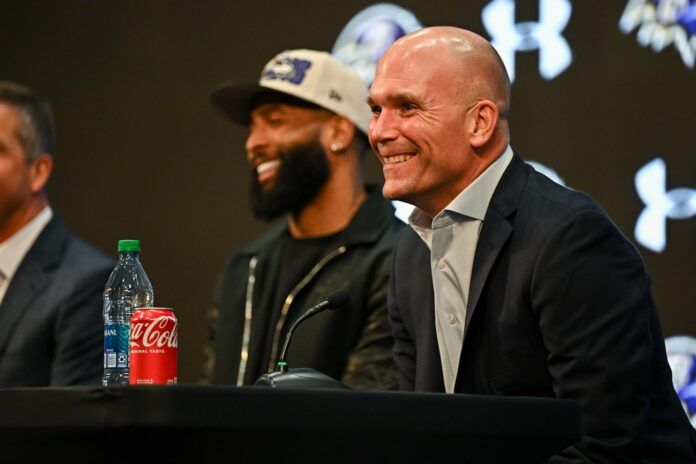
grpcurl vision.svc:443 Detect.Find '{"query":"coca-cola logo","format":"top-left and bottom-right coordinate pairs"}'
top-left (130, 316), bottom-right (178, 348)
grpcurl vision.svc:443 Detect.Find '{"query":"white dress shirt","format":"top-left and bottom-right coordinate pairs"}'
top-left (0, 206), bottom-right (53, 304)
top-left (409, 146), bottom-right (513, 392)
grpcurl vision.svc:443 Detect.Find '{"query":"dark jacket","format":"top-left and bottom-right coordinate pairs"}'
top-left (390, 154), bottom-right (696, 462)
top-left (0, 215), bottom-right (113, 387)
top-left (204, 186), bottom-right (402, 389)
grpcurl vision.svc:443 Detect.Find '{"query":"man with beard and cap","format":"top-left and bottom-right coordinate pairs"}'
top-left (369, 26), bottom-right (696, 461)
top-left (203, 49), bottom-right (402, 389)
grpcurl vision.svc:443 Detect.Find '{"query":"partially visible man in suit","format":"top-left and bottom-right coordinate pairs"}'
top-left (368, 27), bottom-right (696, 461)
top-left (0, 81), bottom-right (113, 387)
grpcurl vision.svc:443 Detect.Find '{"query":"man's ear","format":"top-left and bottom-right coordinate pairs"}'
top-left (29, 153), bottom-right (53, 193)
top-left (323, 116), bottom-right (356, 154)
top-left (469, 100), bottom-right (499, 149)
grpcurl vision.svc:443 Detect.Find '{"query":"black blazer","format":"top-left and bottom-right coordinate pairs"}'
top-left (0, 216), bottom-right (113, 387)
top-left (390, 154), bottom-right (696, 462)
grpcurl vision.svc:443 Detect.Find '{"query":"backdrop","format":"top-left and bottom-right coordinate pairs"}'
top-left (2, 0), bottom-right (693, 383)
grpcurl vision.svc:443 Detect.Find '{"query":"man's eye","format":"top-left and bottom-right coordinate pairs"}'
top-left (267, 117), bottom-right (285, 126)
top-left (370, 105), bottom-right (382, 116)
top-left (402, 103), bottom-right (417, 112)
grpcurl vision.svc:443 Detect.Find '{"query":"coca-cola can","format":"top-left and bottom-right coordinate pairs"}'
top-left (129, 307), bottom-right (178, 385)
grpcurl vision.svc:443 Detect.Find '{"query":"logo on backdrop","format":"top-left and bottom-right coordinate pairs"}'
top-left (332, 3), bottom-right (423, 85)
top-left (482, 0), bottom-right (573, 82)
top-left (262, 57), bottom-right (312, 85)
top-left (666, 336), bottom-right (696, 428)
top-left (634, 157), bottom-right (696, 253)
top-left (527, 161), bottom-right (566, 186)
top-left (619, 0), bottom-right (696, 69)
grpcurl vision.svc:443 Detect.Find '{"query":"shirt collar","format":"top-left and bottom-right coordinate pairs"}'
top-left (408, 145), bottom-right (513, 230)
top-left (0, 206), bottom-right (53, 281)
top-left (443, 145), bottom-right (513, 221)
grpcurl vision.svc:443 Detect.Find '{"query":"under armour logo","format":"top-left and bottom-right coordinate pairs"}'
top-left (635, 158), bottom-right (696, 253)
top-left (482, 0), bottom-right (573, 82)
top-left (527, 160), bottom-right (566, 186)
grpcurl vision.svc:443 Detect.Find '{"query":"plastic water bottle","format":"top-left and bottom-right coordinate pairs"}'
top-left (102, 239), bottom-right (154, 386)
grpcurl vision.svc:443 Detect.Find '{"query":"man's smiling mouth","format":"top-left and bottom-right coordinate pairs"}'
top-left (381, 154), bottom-right (414, 164)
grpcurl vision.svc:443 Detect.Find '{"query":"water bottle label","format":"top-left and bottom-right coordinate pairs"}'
top-left (104, 324), bottom-right (119, 368)
top-left (117, 323), bottom-right (130, 368)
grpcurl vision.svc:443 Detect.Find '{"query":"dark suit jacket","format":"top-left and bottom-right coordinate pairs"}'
top-left (390, 154), bottom-right (696, 462)
top-left (0, 215), bottom-right (113, 387)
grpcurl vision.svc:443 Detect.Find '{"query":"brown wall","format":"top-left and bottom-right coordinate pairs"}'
top-left (2, 0), bottom-right (694, 382)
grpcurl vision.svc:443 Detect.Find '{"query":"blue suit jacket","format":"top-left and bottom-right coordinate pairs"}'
top-left (389, 154), bottom-right (696, 462)
top-left (0, 216), bottom-right (113, 387)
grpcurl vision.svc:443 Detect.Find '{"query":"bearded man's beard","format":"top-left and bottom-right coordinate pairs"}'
top-left (249, 139), bottom-right (330, 220)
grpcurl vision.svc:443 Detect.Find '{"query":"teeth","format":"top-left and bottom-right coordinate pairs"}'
top-left (257, 159), bottom-right (280, 174)
top-left (382, 154), bottom-right (414, 164)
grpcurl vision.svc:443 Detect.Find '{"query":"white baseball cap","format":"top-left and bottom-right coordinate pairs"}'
top-left (211, 49), bottom-right (371, 136)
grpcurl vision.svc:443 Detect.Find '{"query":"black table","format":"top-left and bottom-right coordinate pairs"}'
top-left (0, 386), bottom-right (581, 463)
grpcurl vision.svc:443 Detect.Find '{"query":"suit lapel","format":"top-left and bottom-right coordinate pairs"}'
top-left (0, 216), bottom-right (68, 357)
top-left (465, 210), bottom-right (512, 332)
top-left (464, 154), bottom-right (529, 334)
top-left (454, 154), bottom-right (529, 392)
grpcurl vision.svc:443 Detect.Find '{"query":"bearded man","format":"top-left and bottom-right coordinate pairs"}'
top-left (203, 49), bottom-right (401, 389)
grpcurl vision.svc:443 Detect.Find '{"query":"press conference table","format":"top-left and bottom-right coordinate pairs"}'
top-left (0, 385), bottom-right (581, 463)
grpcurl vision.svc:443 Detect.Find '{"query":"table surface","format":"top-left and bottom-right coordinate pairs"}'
top-left (0, 386), bottom-right (582, 463)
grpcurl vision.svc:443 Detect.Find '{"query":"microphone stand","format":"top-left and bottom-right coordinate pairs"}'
top-left (255, 290), bottom-right (351, 389)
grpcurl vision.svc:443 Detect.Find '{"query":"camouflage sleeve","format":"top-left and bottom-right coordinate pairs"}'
top-left (340, 252), bottom-right (398, 390)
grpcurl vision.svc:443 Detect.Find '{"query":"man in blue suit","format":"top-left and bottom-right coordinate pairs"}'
top-left (368, 27), bottom-right (696, 461)
top-left (0, 81), bottom-right (113, 387)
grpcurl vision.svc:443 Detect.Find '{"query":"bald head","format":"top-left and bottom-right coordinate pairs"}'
top-left (380, 26), bottom-right (510, 126)
top-left (368, 26), bottom-right (512, 216)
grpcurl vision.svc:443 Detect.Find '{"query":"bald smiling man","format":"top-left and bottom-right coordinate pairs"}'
top-left (368, 27), bottom-right (696, 462)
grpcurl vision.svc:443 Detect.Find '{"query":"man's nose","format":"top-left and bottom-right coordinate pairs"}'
top-left (369, 110), bottom-right (399, 148)
top-left (245, 127), bottom-right (266, 163)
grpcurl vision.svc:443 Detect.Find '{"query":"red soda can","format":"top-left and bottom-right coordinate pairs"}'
top-left (129, 307), bottom-right (178, 385)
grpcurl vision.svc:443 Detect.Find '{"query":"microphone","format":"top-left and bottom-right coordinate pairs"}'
top-left (254, 290), bottom-right (351, 390)
top-left (277, 289), bottom-right (350, 373)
